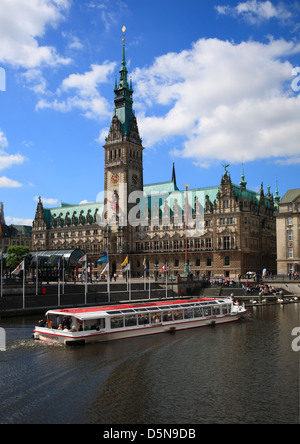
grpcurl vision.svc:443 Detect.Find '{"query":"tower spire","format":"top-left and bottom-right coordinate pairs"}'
top-left (113, 26), bottom-right (134, 136)
top-left (274, 177), bottom-right (280, 208)
top-left (172, 162), bottom-right (177, 187)
top-left (119, 25), bottom-right (128, 89)
top-left (239, 162), bottom-right (247, 190)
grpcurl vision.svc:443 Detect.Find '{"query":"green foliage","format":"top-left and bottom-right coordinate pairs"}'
top-left (6, 246), bottom-right (32, 271)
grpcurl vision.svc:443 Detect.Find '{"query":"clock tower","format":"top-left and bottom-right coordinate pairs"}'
top-left (103, 28), bottom-right (144, 229)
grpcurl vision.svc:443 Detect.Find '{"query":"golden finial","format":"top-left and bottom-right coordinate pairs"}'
top-left (122, 25), bottom-right (126, 42)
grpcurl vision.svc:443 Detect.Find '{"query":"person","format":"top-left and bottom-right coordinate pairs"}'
top-left (58, 324), bottom-right (63, 330)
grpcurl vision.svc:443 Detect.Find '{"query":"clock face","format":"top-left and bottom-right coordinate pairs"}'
top-left (111, 173), bottom-right (119, 185)
top-left (132, 174), bottom-right (138, 185)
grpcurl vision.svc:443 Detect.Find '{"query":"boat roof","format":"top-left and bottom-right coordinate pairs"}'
top-left (45, 298), bottom-right (229, 321)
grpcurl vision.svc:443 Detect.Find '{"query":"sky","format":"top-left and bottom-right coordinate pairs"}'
top-left (0, 0), bottom-right (300, 225)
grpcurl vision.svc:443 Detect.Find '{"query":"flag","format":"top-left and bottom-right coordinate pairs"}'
top-left (12, 260), bottom-right (25, 276)
top-left (160, 264), bottom-right (168, 272)
top-left (98, 252), bottom-right (108, 265)
top-left (143, 258), bottom-right (149, 271)
top-left (121, 263), bottom-right (130, 273)
top-left (78, 254), bottom-right (87, 263)
top-left (30, 251), bottom-right (38, 266)
top-left (100, 262), bottom-right (109, 275)
top-left (57, 255), bottom-right (64, 278)
top-left (121, 256), bottom-right (128, 267)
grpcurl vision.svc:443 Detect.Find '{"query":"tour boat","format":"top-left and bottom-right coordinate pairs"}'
top-left (33, 297), bottom-right (247, 346)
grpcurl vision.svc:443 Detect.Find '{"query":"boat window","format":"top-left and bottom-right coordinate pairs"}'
top-left (110, 316), bottom-right (124, 329)
top-left (151, 312), bottom-right (162, 324)
top-left (95, 318), bottom-right (106, 330)
top-left (125, 314), bottom-right (137, 327)
top-left (162, 311), bottom-right (173, 322)
top-left (212, 305), bottom-right (220, 315)
top-left (138, 313), bottom-right (150, 325)
top-left (193, 307), bottom-right (203, 318)
top-left (109, 310), bottom-right (122, 314)
top-left (173, 310), bottom-right (184, 321)
top-left (184, 308), bottom-right (194, 319)
top-left (147, 307), bottom-right (158, 311)
top-left (122, 309), bottom-right (135, 313)
top-left (222, 304), bottom-right (230, 315)
top-left (203, 307), bottom-right (212, 317)
top-left (134, 308), bottom-right (148, 313)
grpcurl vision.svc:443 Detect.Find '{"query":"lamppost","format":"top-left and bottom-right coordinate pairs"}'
top-left (183, 184), bottom-right (190, 276)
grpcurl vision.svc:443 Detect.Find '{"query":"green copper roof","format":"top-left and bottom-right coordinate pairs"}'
top-left (44, 201), bottom-right (104, 229)
top-left (114, 39), bottom-right (134, 136)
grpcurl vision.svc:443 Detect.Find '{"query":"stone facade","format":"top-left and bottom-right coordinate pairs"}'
top-left (32, 40), bottom-right (278, 279)
top-left (0, 202), bottom-right (32, 253)
top-left (276, 189), bottom-right (300, 275)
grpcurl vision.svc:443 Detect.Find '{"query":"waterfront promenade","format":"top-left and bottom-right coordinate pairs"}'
top-left (0, 276), bottom-right (299, 318)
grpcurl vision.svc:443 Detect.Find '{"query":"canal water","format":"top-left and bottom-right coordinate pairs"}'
top-left (0, 304), bottom-right (299, 424)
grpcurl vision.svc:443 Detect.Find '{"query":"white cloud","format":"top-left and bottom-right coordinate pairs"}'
top-left (87, 0), bottom-right (129, 32)
top-left (34, 196), bottom-right (58, 205)
top-left (0, 176), bottom-right (22, 188)
top-left (0, 130), bottom-right (26, 185)
top-left (20, 69), bottom-right (48, 95)
top-left (132, 37), bottom-right (300, 166)
top-left (62, 31), bottom-right (84, 51)
top-left (5, 216), bottom-right (33, 225)
top-left (0, 130), bottom-right (8, 148)
top-left (0, 153), bottom-right (25, 171)
top-left (36, 62), bottom-right (116, 119)
top-left (215, 1), bottom-right (292, 24)
top-left (0, 0), bottom-right (71, 69)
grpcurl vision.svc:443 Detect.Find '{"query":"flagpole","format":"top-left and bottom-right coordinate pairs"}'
top-left (85, 255), bottom-right (88, 305)
top-left (62, 258), bottom-right (65, 295)
top-left (35, 251), bottom-right (38, 296)
top-left (23, 262), bottom-right (25, 310)
top-left (58, 268), bottom-right (60, 307)
top-left (166, 268), bottom-right (168, 298)
top-left (0, 251), bottom-right (3, 299)
top-left (149, 269), bottom-right (151, 300)
top-left (107, 261), bottom-right (110, 303)
top-left (129, 262), bottom-right (131, 301)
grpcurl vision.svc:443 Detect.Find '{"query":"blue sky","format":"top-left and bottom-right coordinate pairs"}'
top-left (0, 0), bottom-right (300, 225)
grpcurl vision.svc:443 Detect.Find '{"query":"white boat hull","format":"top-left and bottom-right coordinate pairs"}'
top-left (34, 312), bottom-right (243, 346)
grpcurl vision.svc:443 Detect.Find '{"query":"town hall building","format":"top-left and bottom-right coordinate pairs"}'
top-left (32, 36), bottom-right (278, 279)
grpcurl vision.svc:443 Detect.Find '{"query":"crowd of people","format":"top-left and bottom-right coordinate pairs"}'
top-left (242, 282), bottom-right (281, 296)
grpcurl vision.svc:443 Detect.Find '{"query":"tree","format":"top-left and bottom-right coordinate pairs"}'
top-left (6, 246), bottom-right (32, 271)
